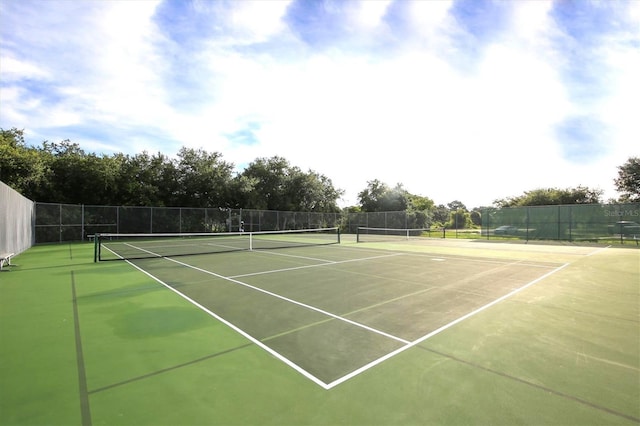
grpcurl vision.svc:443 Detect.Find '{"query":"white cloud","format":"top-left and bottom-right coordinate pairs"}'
top-left (229, 0), bottom-right (292, 42)
top-left (2, 0), bottom-right (638, 207)
top-left (351, 0), bottom-right (393, 29)
top-left (408, 0), bottom-right (454, 31)
top-left (0, 56), bottom-right (51, 81)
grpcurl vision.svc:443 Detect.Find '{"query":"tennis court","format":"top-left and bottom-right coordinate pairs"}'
top-left (1, 231), bottom-right (638, 425)
top-left (97, 229), bottom-right (567, 388)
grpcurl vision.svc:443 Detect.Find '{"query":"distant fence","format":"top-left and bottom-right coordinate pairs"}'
top-left (0, 181), bottom-right (35, 255)
top-left (32, 201), bottom-right (640, 244)
top-left (482, 203), bottom-right (640, 243)
top-left (33, 203), bottom-right (431, 243)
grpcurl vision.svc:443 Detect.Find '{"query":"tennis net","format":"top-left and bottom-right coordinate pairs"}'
top-left (356, 227), bottom-right (429, 243)
top-left (94, 227), bottom-right (340, 261)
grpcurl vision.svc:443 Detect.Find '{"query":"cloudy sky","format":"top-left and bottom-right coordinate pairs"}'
top-left (1, 0), bottom-right (639, 207)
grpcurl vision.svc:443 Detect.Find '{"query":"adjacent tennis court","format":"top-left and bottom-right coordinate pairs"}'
top-left (97, 229), bottom-right (572, 388)
top-left (1, 232), bottom-right (638, 425)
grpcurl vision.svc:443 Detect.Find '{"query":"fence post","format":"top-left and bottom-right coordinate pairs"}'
top-left (557, 205), bottom-right (561, 240)
top-left (82, 204), bottom-right (85, 241)
top-left (568, 206), bottom-right (572, 242)
top-left (59, 204), bottom-right (62, 243)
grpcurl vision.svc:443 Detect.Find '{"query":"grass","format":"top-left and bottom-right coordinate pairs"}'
top-left (0, 239), bottom-right (638, 425)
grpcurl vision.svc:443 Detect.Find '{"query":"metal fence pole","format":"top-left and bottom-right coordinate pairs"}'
top-left (82, 204), bottom-right (85, 241)
top-left (58, 204), bottom-right (62, 243)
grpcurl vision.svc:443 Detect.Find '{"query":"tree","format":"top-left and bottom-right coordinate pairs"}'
top-left (431, 205), bottom-right (450, 226)
top-left (358, 179), bottom-right (388, 212)
top-left (239, 156), bottom-right (342, 211)
top-left (614, 157), bottom-right (640, 202)
top-left (447, 200), bottom-right (467, 211)
top-left (382, 184), bottom-right (409, 211)
top-left (38, 140), bottom-right (121, 204)
top-left (174, 147), bottom-right (234, 208)
top-left (447, 209), bottom-right (472, 229)
top-left (494, 186), bottom-right (602, 207)
top-left (0, 128), bottom-right (49, 198)
top-left (241, 156), bottom-right (296, 210)
top-left (408, 194), bottom-right (434, 212)
top-left (469, 208), bottom-right (482, 227)
top-left (286, 171), bottom-right (342, 212)
top-left (116, 152), bottom-right (178, 206)
top-left (357, 181), bottom-right (408, 212)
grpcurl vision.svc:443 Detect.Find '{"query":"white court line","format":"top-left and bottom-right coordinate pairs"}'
top-left (164, 256), bottom-right (410, 345)
top-left (230, 252), bottom-right (404, 278)
top-left (124, 242), bottom-right (162, 257)
top-left (402, 252), bottom-right (559, 268)
top-left (118, 244), bottom-right (406, 346)
top-left (123, 241), bottom-right (247, 255)
top-left (586, 245), bottom-right (611, 256)
top-left (252, 250), bottom-right (338, 263)
top-left (120, 258), bottom-right (330, 389)
top-left (110, 243), bottom-right (570, 390)
top-left (324, 262), bottom-right (570, 389)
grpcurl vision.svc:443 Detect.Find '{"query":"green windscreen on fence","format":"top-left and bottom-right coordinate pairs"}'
top-left (482, 203), bottom-right (640, 242)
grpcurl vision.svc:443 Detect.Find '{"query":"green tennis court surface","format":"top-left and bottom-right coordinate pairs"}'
top-left (1, 236), bottom-right (638, 425)
top-left (121, 244), bottom-right (563, 387)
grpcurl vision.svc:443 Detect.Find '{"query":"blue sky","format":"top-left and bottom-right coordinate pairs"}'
top-left (1, 0), bottom-right (638, 207)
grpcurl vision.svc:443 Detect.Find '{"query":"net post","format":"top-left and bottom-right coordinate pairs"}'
top-left (337, 227), bottom-right (341, 244)
top-left (93, 234), bottom-right (99, 262)
top-left (356, 227), bottom-right (360, 243)
top-left (249, 232), bottom-right (253, 251)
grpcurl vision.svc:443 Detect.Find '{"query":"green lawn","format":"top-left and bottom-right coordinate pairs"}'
top-left (0, 240), bottom-right (638, 425)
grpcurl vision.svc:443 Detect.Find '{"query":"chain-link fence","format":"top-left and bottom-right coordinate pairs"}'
top-left (33, 202), bottom-right (640, 244)
top-left (33, 203), bottom-right (432, 243)
top-left (482, 203), bottom-right (640, 243)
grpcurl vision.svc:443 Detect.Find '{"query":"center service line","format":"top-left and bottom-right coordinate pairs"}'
top-left (165, 256), bottom-right (410, 345)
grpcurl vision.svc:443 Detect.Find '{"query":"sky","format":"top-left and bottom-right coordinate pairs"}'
top-left (1, 0), bottom-right (639, 208)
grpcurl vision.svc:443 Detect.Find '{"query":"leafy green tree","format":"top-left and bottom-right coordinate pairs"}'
top-left (382, 184), bottom-right (409, 211)
top-left (494, 186), bottom-right (602, 207)
top-left (344, 205), bottom-right (361, 213)
top-left (241, 156), bottom-right (295, 210)
top-left (0, 128), bottom-right (49, 198)
top-left (407, 194), bottom-right (434, 228)
top-left (116, 152), bottom-right (178, 206)
top-left (287, 171), bottom-right (342, 212)
top-left (227, 174), bottom-right (259, 208)
top-left (174, 147), bottom-right (234, 208)
top-left (238, 156), bottom-right (342, 212)
top-left (447, 209), bottom-right (472, 229)
top-left (358, 179), bottom-right (388, 212)
top-left (37, 140), bottom-right (121, 204)
top-left (358, 180), bottom-right (408, 212)
top-left (431, 205), bottom-right (450, 226)
top-left (408, 194), bottom-right (434, 212)
top-left (447, 200), bottom-right (467, 211)
top-left (614, 157), bottom-right (640, 202)
top-left (469, 208), bottom-right (482, 226)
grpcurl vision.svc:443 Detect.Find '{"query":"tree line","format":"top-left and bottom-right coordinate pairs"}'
top-left (1, 128), bottom-right (342, 211)
top-left (2, 128), bottom-right (638, 229)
